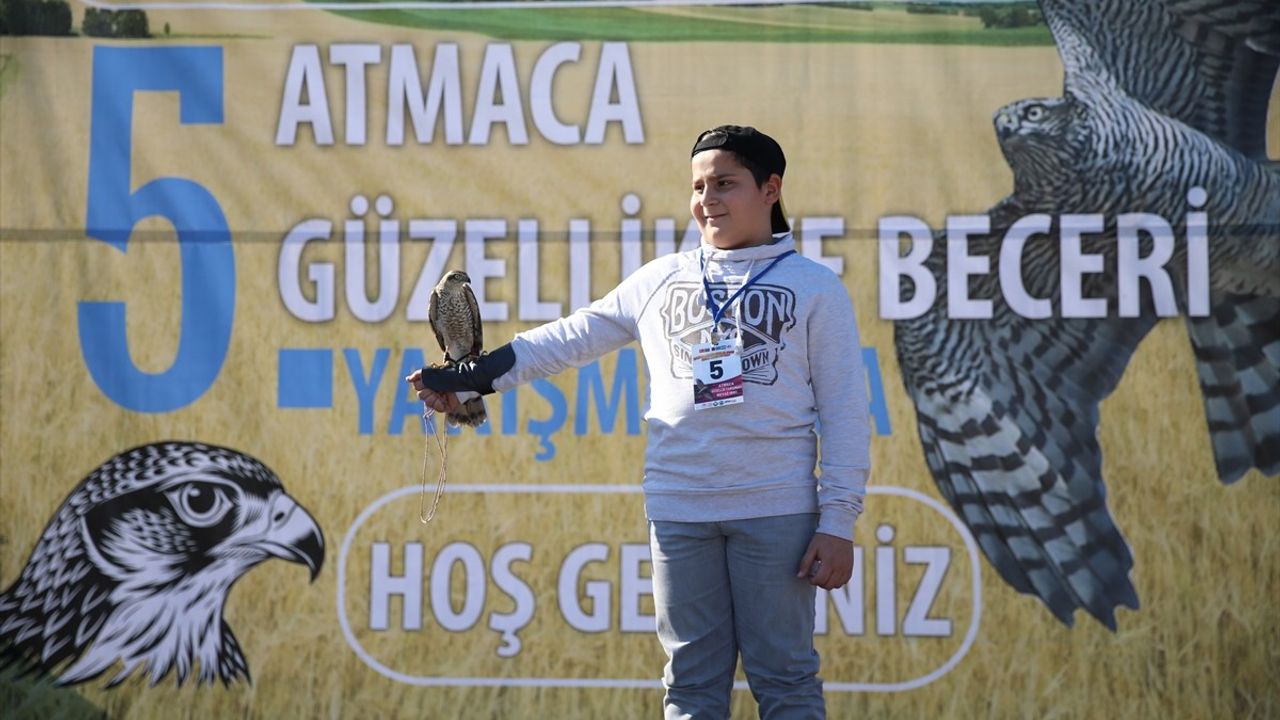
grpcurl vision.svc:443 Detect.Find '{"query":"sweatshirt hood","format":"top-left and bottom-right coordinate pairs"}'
top-left (700, 233), bottom-right (795, 264)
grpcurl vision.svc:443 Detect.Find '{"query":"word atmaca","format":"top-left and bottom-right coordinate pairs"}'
top-left (276, 42), bottom-right (643, 147)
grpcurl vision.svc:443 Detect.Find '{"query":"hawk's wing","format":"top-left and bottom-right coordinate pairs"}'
top-left (1039, 0), bottom-right (1280, 159)
top-left (1186, 294), bottom-right (1280, 483)
top-left (1040, 0), bottom-right (1280, 483)
top-left (464, 283), bottom-right (484, 360)
top-left (895, 199), bottom-right (1158, 628)
top-left (427, 287), bottom-right (446, 357)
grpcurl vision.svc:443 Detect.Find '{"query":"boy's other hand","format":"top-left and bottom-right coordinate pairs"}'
top-left (797, 532), bottom-right (854, 590)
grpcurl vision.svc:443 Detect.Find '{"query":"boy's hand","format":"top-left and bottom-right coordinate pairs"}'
top-left (797, 532), bottom-right (854, 590)
top-left (406, 369), bottom-right (461, 414)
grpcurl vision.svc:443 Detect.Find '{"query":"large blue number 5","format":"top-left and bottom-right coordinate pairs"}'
top-left (81, 47), bottom-right (235, 413)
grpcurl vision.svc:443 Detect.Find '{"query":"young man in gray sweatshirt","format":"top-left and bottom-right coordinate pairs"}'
top-left (409, 125), bottom-right (871, 719)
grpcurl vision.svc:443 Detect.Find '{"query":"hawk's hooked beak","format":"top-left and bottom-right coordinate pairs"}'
top-left (995, 112), bottom-right (1018, 139)
top-left (259, 494), bottom-right (325, 582)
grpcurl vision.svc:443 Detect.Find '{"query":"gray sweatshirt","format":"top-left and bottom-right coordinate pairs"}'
top-left (493, 234), bottom-right (871, 540)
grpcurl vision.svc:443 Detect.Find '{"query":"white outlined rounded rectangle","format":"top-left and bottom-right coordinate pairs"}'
top-left (337, 483), bottom-right (982, 692)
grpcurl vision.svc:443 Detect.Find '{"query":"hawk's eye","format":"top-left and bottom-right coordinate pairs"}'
top-left (166, 483), bottom-right (232, 527)
top-left (1023, 104), bottom-right (1047, 122)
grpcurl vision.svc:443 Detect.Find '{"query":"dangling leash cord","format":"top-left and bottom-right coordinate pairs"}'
top-left (419, 406), bottom-right (450, 523)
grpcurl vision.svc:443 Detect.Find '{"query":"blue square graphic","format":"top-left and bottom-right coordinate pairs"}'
top-left (278, 349), bottom-right (333, 408)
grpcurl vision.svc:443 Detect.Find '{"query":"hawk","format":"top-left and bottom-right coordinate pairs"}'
top-left (895, 0), bottom-right (1279, 629)
top-left (429, 270), bottom-right (488, 427)
top-left (0, 442), bottom-right (324, 686)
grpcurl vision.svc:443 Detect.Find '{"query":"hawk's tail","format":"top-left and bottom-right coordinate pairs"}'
top-left (446, 396), bottom-right (487, 428)
top-left (1187, 293), bottom-right (1280, 483)
top-left (437, 355), bottom-right (488, 428)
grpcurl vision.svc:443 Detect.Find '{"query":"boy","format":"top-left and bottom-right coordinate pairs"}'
top-left (408, 125), bottom-right (870, 719)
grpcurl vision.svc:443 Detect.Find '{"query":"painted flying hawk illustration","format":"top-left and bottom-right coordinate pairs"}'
top-left (429, 270), bottom-right (488, 427)
top-left (895, 0), bottom-right (1279, 629)
top-left (0, 442), bottom-right (324, 686)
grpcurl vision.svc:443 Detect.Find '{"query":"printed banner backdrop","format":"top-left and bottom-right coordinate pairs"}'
top-left (2, 1), bottom-right (1278, 718)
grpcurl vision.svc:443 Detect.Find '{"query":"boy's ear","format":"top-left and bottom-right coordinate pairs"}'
top-left (763, 173), bottom-right (782, 201)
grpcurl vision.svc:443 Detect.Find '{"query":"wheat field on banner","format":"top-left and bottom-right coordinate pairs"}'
top-left (1, 6), bottom-right (1278, 718)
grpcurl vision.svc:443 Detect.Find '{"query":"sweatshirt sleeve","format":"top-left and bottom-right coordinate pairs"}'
top-left (809, 274), bottom-right (872, 541)
top-left (491, 281), bottom-right (641, 393)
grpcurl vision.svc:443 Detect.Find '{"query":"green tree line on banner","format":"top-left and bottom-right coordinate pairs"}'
top-left (0, 0), bottom-right (149, 37)
top-left (905, 2), bottom-right (1044, 29)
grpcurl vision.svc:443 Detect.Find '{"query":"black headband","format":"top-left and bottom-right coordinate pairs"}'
top-left (690, 125), bottom-right (786, 178)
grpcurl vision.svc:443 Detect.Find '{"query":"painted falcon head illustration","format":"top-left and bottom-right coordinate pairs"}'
top-left (894, 0), bottom-right (1278, 630)
top-left (0, 442), bottom-right (324, 687)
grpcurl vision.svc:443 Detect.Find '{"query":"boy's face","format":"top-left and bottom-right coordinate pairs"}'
top-left (690, 150), bottom-right (781, 250)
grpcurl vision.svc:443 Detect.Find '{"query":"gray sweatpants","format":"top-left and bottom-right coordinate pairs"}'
top-left (649, 514), bottom-right (825, 720)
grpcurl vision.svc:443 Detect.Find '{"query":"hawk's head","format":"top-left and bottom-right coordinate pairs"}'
top-left (442, 270), bottom-right (472, 286)
top-left (0, 442), bottom-right (324, 687)
top-left (994, 96), bottom-right (1090, 199)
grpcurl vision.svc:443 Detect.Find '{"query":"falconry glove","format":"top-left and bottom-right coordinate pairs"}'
top-left (419, 343), bottom-right (516, 396)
